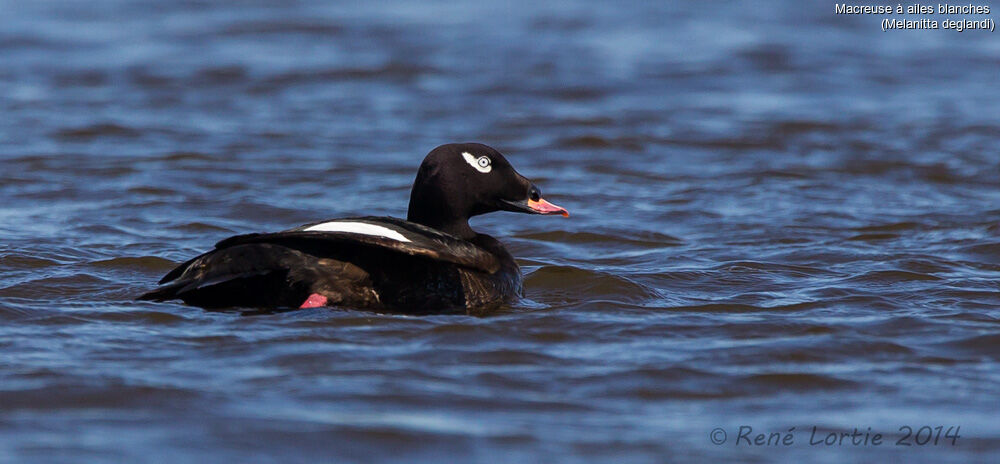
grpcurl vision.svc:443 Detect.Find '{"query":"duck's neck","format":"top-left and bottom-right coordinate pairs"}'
top-left (407, 170), bottom-right (478, 240)
top-left (407, 209), bottom-right (476, 240)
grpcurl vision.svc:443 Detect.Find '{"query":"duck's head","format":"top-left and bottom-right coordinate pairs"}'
top-left (407, 143), bottom-right (569, 239)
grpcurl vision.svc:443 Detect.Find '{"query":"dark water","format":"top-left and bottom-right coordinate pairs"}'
top-left (2, 1), bottom-right (1000, 462)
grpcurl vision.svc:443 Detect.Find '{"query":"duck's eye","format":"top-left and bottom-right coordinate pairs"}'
top-left (461, 152), bottom-right (492, 173)
top-left (529, 188), bottom-right (540, 202)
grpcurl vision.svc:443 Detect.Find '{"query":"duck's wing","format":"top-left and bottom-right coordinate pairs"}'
top-left (178, 216), bottom-right (500, 283)
top-left (140, 217), bottom-right (499, 307)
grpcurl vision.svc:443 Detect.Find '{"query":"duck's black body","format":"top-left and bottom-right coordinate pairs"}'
top-left (141, 217), bottom-right (522, 313)
top-left (140, 143), bottom-right (568, 313)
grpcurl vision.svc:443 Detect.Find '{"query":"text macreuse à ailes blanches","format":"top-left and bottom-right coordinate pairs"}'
top-left (835, 4), bottom-right (990, 15)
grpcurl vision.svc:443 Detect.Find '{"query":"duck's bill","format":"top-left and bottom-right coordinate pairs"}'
top-left (501, 198), bottom-right (570, 217)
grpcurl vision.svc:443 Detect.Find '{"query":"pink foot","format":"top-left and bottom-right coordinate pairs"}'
top-left (299, 293), bottom-right (329, 309)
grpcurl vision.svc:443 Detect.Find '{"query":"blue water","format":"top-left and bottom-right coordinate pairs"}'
top-left (2, 1), bottom-right (1000, 462)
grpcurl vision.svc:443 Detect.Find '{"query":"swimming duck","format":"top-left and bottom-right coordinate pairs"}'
top-left (139, 143), bottom-right (568, 313)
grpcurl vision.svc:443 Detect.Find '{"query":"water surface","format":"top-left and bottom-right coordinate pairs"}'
top-left (2, 1), bottom-right (1000, 462)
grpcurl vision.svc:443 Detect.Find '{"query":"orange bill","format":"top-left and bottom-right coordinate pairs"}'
top-left (527, 198), bottom-right (569, 217)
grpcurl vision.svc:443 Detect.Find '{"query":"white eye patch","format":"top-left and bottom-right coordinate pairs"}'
top-left (303, 222), bottom-right (411, 242)
top-left (461, 152), bottom-right (492, 173)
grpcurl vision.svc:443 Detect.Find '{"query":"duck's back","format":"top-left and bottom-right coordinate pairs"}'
top-left (140, 217), bottom-right (522, 313)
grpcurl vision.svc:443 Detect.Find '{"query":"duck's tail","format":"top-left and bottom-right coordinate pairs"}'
top-left (137, 281), bottom-right (187, 301)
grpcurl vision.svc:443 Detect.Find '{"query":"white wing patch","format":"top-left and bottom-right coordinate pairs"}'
top-left (302, 222), bottom-right (411, 242)
top-left (461, 152), bottom-right (492, 173)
